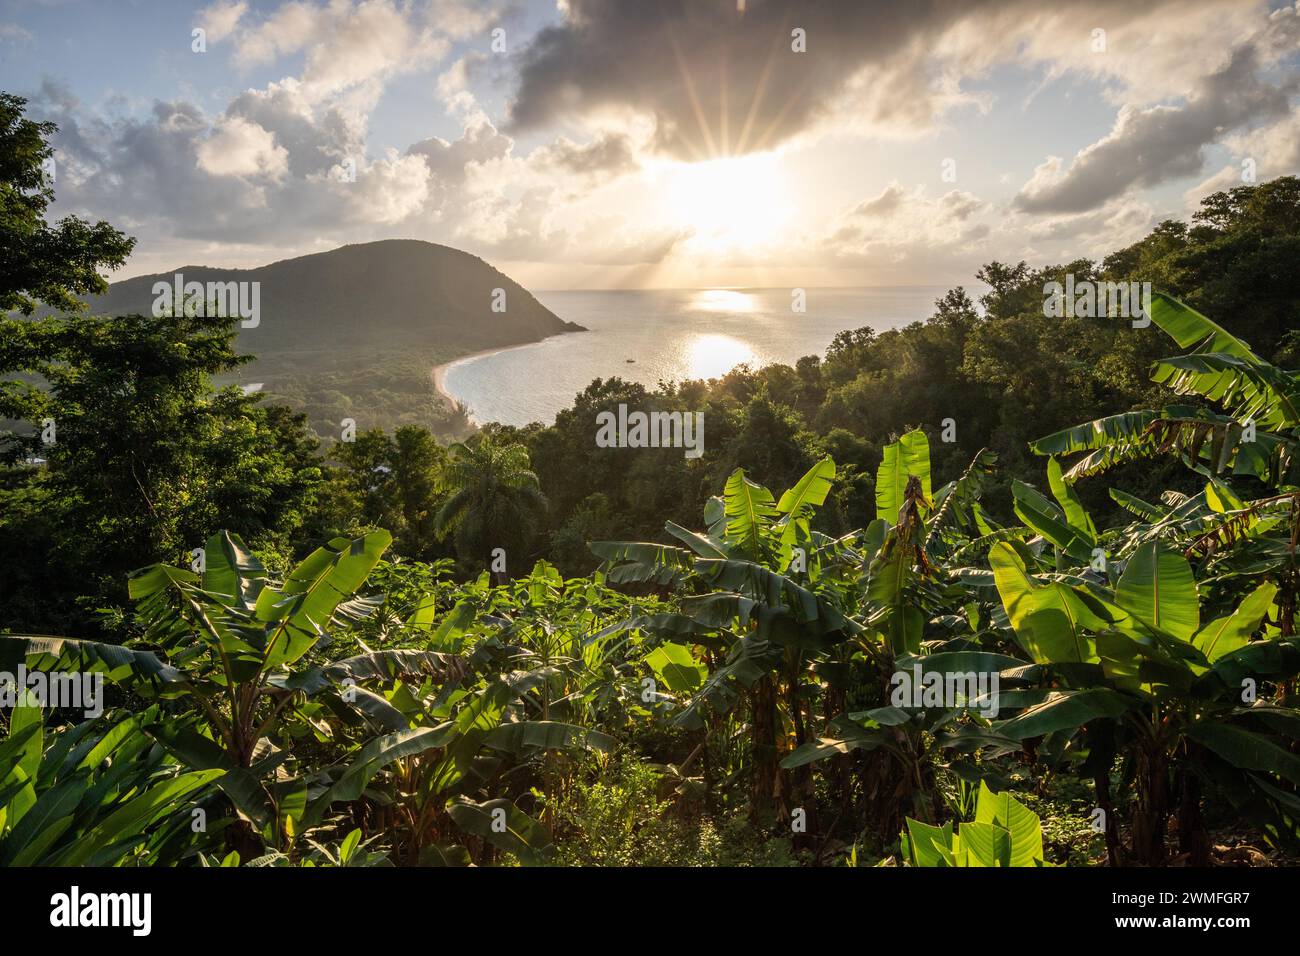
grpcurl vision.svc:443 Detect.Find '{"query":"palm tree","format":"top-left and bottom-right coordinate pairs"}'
top-left (435, 435), bottom-right (548, 580)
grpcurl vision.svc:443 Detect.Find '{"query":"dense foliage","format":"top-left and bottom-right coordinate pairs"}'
top-left (4, 96), bottom-right (1300, 866)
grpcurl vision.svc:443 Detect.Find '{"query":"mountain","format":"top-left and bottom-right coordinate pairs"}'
top-left (84, 239), bottom-right (585, 353)
top-left (70, 240), bottom-right (585, 438)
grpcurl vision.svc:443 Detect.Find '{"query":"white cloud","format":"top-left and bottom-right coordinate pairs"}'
top-left (232, 1), bottom-right (322, 67)
top-left (197, 0), bottom-right (247, 44)
top-left (224, 0), bottom-right (492, 106)
top-left (0, 22), bottom-right (34, 44)
top-left (344, 149), bottom-right (431, 224)
top-left (196, 116), bottom-right (289, 180)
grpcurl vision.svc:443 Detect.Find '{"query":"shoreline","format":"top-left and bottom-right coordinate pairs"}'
top-left (430, 339), bottom-right (555, 416)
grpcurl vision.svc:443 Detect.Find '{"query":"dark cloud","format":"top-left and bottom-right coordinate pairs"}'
top-left (506, 0), bottom-right (1008, 159)
top-left (33, 87), bottom-right (253, 234)
top-left (1014, 44), bottom-right (1296, 214)
top-left (532, 132), bottom-right (638, 176)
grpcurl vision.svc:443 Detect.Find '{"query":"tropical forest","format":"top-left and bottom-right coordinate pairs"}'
top-left (3, 83), bottom-right (1300, 880)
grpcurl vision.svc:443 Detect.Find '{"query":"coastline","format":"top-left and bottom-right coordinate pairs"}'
top-left (431, 339), bottom-right (555, 414)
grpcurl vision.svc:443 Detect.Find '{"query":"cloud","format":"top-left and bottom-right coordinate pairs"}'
top-left (830, 185), bottom-right (993, 254)
top-left (0, 22), bottom-right (34, 43)
top-left (530, 133), bottom-right (638, 176)
top-left (196, 116), bottom-right (289, 180)
top-left (408, 121), bottom-right (513, 179)
top-left (216, 0), bottom-right (488, 106)
top-left (295, 1), bottom-right (447, 102)
top-left (197, 0), bottom-right (247, 43)
top-left (505, 0), bottom-right (1272, 161)
top-left (853, 184), bottom-right (907, 218)
top-left (939, 190), bottom-right (986, 221)
top-left (1018, 200), bottom-right (1158, 244)
top-left (508, 0), bottom-right (981, 158)
top-left (17, 0), bottom-right (1300, 286)
top-left (223, 80), bottom-right (363, 179)
top-left (230, 1), bottom-right (321, 65)
top-left (509, 0), bottom-right (1064, 159)
top-left (406, 119), bottom-right (513, 215)
top-left (33, 71), bottom-right (653, 268)
top-left (1186, 107), bottom-right (1300, 204)
top-left (346, 149), bottom-right (430, 224)
top-left (818, 187), bottom-right (1152, 284)
top-left (436, 55), bottom-right (489, 123)
top-left (1015, 33), bottom-right (1299, 213)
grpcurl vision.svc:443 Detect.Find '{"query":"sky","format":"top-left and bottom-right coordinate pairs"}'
top-left (1, 0), bottom-right (1298, 290)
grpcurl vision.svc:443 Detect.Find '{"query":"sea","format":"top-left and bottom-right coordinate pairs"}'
top-left (441, 287), bottom-right (947, 426)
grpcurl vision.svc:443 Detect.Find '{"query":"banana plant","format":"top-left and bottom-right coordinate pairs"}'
top-left (1032, 293), bottom-right (1297, 489)
top-left (0, 529), bottom-right (466, 857)
top-left (984, 529), bottom-right (1300, 864)
top-left (486, 560), bottom-right (652, 731)
top-left (595, 439), bottom-right (1005, 842)
top-left (981, 297), bottom-right (1300, 863)
top-left (901, 781), bottom-right (1048, 867)
top-left (802, 435), bottom-right (1012, 838)
top-left (0, 699), bottom-right (223, 866)
top-left (290, 644), bottom-right (618, 866)
top-left (594, 456), bottom-right (863, 831)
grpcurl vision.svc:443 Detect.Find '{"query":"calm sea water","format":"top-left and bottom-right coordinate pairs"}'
top-left (442, 287), bottom-right (946, 426)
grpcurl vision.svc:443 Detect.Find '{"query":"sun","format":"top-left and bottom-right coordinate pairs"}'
top-left (661, 153), bottom-right (792, 250)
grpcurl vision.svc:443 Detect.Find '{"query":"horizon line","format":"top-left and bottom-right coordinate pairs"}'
top-left (531, 283), bottom-right (956, 293)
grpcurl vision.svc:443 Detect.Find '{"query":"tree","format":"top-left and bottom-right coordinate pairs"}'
top-left (709, 394), bottom-right (817, 497)
top-left (0, 93), bottom-right (134, 315)
top-left (0, 96), bottom-right (323, 633)
top-left (1104, 177), bottom-right (1300, 360)
top-left (330, 425), bottom-right (448, 559)
top-left (435, 433), bottom-right (547, 578)
top-left (0, 310), bottom-right (323, 633)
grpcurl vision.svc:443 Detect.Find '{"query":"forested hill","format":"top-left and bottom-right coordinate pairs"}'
top-left (81, 239), bottom-right (585, 353)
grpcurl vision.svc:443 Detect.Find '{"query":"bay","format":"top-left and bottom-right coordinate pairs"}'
top-left (441, 286), bottom-right (947, 426)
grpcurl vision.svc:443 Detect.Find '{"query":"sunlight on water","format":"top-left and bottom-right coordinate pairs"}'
top-left (685, 333), bottom-right (757, 379)
top-left (689, 289), bottom-right (756, 312)
top-left (441, 288), bottom-right (945, 426)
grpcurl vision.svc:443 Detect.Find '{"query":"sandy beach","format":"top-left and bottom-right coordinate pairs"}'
top-left (430, 340), bottom-right (550, 413)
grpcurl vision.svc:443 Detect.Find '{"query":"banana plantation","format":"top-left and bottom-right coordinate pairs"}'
top-left (3, 293), bottom-right (1299, 869)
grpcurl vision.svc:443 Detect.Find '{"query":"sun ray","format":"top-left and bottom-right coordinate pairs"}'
top-left (667, 28), bottom-right (719, 160)
top-left (734, 10), bottom-right (792, 155)
top-left (747, 71), bottom-right (815, 156)
top-left (720, 47), bottom-right (730, 157)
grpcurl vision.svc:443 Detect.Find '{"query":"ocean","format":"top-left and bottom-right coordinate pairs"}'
top-left (440, 287), bottom-right (947, 426)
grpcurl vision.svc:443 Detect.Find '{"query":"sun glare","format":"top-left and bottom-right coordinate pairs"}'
top-left (663, 154), bottom-right (792, 250)
top-left (684, 333), bottom-right (758, 379)
top-left (690, 289), bottom-right (756, 312)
